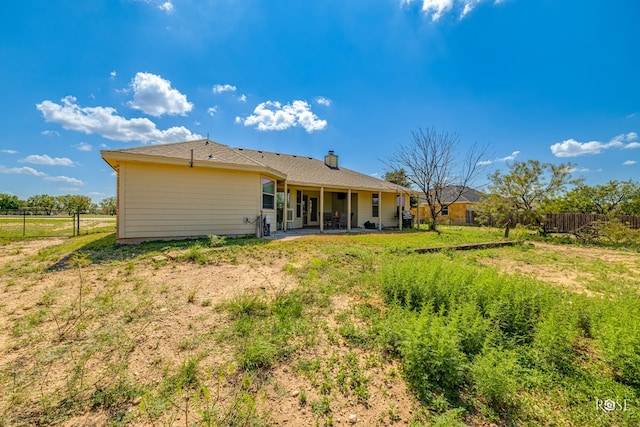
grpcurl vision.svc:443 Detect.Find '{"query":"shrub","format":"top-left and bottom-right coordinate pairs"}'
top-left (531, 308), bottom-right (578, 374)
top-left (400, 312), bottom-right (466, 401)
top-left (272, 291), bottom-right (303, 320)
top-left (470, 347), bottom-right (520, 413)
top-left (239, 337), bottom-right (277, 371)
top-left (224, 293), bottom-right (268, 319)
top-left (181, 242), bottom-right (209, 264)
top-left (594, 299), bottom-right (640, 387)
top-left (208, 234), bottom-right (226, 247)
top-left (448, 301), bottom-right (491, 358)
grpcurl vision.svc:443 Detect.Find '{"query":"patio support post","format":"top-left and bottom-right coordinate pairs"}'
top-left (320, 186), bottom-right (324, 232)
top-left (347, 188), bottom-right (352, 230)
top-left (378, 191), bottom-right (382, 230)
top-left (398, 192), bottom-right (402, 230)
top-left (283, 180), bottom-right (288, 232)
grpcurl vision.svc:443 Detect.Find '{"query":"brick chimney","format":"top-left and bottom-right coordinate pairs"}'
top-left (324, 150), bottom-right (338, 169)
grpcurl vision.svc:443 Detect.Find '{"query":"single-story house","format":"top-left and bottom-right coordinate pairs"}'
top-left (411, 186), bottom-right (484, 226)
top-left (101, 139), bottom-right (414, 243)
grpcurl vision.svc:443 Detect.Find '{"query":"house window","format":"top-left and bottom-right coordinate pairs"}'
top-left (262, 177), bottom-right (275, 210)
top-left (372, 194), bottom-right (379, 217)
top-left (441, 206), bottom-right (449, 216)
top-left (296, 190), bottom-right (302, 218)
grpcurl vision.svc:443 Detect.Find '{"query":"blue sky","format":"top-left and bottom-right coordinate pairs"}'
top-left (1, 0), bottom-right (639, 202)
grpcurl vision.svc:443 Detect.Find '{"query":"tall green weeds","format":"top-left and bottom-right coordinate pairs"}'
top-left (373, 253), bottom-right (640, 425)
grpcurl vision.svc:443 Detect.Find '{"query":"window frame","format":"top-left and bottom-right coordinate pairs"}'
top-left (372, 193), bottom-right (379, 218)
top-left (261, 177), bottom-right (275, 210)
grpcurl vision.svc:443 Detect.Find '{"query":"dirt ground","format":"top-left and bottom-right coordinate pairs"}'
top-left (477, 241), bottom-right (640, 295)
top-left (0, 238), bottom-right (417, 426)
top-left (4, 237), bottom-right (638, 426)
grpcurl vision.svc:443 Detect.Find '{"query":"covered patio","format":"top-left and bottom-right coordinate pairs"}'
top-left (274, 182), bottom-right (419, 233)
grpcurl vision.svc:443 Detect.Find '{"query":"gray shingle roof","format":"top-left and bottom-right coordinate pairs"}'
top-left (418, 186), bottom-right (484, 203)
top-left (112, 139), bottom-right (262, 167)
top-left (102, 139), bottom-right (411, 193)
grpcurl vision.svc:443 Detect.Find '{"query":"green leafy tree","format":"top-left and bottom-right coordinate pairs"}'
top-left (58, 194), bottom-right (92, 214)
top-left (384, 169), bottom-right (417, 207)
top-left (477, 160), bottom-right (580, 237)
top-left (27, 194), bottom-right (60, 215)
top-left (100, 196), bottom-right (117, 215)
top-left (627, 186), bottom-right (640, 215)
top-left (388, 127), bottom-right (487, 231)
top-left (0, 193), bottom-right (23, 210)
top-left (548, 180), bottom-right (640, 215)
top-left (384, 169), bottom-right (412, 188)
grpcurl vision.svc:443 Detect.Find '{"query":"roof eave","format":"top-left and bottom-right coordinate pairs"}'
top-left (100, 150), bottom-right (287, 179)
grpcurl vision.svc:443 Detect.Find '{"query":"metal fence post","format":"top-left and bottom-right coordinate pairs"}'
top-left (23, 209), bottom-right (26, 236)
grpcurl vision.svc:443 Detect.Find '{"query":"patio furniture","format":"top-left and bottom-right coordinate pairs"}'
top-left (323, 212), bottom-right (333, 229)
top-left (338, 213), bottom-right (347, 229)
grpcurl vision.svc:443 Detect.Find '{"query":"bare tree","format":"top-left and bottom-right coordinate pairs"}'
top-left (388, 127), bottom-right (487, 231)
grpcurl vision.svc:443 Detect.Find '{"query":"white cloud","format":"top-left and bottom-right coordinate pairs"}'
top-left (41, 130), bottom-right (60, 137)
top-left (239, 94), bottom-right (247, 103)
top-left (110, 70), bottom-right (117, 78)
top-left (37, 96), bottom-right (202, 144)
top-left (19, 154), bottom-right (75, 166)
top-left (623, 160), bottom-right (637, 165)
top-left (315, 96), bottom-right (332, 107)
top-left (477, 150), bottom-right (519, 166)
top-left (207, 107), bottom-right (218, 116)
top-left (128, 72), bottom-right (193, 117)
top-left (403, 0), bottom-right (503, 21)
top-left (44, 175), bottom-right (83, 185)
top-left (239, 100), bottom-right (327, 133)
top-left (213, 84), bottom-right (237, 94)
top-left (566, 166), bottom-right (602, 174)
top-left (159, 1), bottom-right (173, 13)
top-left (0, 165), bottom-right (46, 177)
top-left (550, 132), bottom-right (639, 157)
top-left (1, 149), bottom-right (18, 154)
top-left (74, 142), bottom-right (93, 152)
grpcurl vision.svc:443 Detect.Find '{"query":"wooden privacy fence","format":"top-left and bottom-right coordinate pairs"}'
top-left (543, 213), bottom-right (640, 233)
top-left (465, 210), bottom-right (640, 233)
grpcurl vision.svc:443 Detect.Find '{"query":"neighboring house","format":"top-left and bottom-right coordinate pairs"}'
top-left (411, 186), bottom-right (484, 225)
top-left (101, 139), bottom-right (413, 243)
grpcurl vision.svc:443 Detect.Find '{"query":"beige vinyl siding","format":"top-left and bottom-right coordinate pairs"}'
top-left (118, 161), bottom-right (261, 240)
top-left (355, 191), bottom-right (398, 228)
top-left (356, 192), bottom-right (371, 227)
top-left (380, 192), bottom-right (399, 228)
